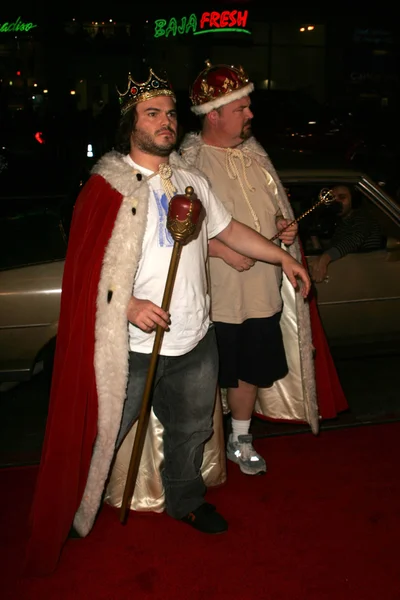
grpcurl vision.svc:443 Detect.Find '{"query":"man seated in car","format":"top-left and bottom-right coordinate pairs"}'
top-left (311, 184), bottom-right (386, 283)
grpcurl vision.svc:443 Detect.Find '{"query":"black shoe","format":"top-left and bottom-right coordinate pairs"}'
top-left (180, 502), bottom-right (228, 534)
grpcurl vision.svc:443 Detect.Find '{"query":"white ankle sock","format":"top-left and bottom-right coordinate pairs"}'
top-left (231, 418), bottom-right (251, 443)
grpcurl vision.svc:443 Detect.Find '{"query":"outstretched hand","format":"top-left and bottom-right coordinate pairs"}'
top-left (127, 296), bottom-right (170, 333)
top-left (281, 255), bottom-right (311, 298)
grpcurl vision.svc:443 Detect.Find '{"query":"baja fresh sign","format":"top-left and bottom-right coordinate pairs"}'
top-left (154, 10), bottom-right (250, 38)
top-left (0, 16), bottom-right (37, 32)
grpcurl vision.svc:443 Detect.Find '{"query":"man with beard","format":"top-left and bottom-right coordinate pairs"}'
top-left (180, 61), bottom-right (347, 476)
top-left (25, 67), bottom-right (311, 575)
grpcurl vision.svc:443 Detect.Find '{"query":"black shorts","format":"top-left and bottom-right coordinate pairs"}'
top-left (213, 314), bottom-right (288, 388)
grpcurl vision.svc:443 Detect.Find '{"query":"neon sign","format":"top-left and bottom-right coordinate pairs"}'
top-left (154, 10), bottom-right (250, 38)
top-left (0, 16), bottom-right (37, 33)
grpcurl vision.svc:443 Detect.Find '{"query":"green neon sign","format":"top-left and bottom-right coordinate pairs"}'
top-left (0, 16), bottom-right (38, 33)
top-left (154, 10), bottom-right (251, 38)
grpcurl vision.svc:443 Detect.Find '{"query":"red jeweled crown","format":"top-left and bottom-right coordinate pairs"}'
top-left (190, 59), bottom-right (254, 115)
top-left (117, 68), bottom-right (176, 115)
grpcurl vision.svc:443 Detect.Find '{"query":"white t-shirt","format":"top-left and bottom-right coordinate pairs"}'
top-left (124, 155), bottom-right (232, 356)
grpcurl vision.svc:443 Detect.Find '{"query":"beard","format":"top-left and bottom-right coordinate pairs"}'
top-left (239, 120), bottom-right (252, 141)
top-left (133, 126), bottom-right (177, 157)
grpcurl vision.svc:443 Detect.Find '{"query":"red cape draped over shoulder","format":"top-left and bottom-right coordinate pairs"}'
top-left (24, 175), bottom-right (124, 576)
top-left (300, 248), bottom-right (348, 419)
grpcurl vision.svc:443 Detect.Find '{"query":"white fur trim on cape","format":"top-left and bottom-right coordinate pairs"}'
top-left (179, 134), bottom-right (319, 435)
top-left (191, 83), bottom-right (254, 115)
top-left (73, 150), bottom-right (199, 536)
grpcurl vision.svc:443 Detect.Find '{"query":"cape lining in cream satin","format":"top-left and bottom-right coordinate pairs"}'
top-left (104, 390), bottom-right (226, 511)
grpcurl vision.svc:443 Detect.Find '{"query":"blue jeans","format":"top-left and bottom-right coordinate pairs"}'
top-left (116, 327), bottom-right (218, 519)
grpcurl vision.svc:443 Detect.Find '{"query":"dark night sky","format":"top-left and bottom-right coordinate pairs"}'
top-left (4, 1), bottom-right (398, 25)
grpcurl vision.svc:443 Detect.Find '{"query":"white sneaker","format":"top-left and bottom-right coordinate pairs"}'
top-left (226, 433), bottom-right (267, 475)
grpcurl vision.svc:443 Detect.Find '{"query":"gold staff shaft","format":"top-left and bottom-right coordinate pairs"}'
top-left (270, 197), bottom-right (327, 242)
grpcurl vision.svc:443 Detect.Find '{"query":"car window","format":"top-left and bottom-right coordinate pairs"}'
top-left (284, 182), bottom-right (398, 256)
top-left (284, 184), bottom-right (339, 254)
top-left (363, 195), bottom-right (400, 242)
top-left (0, 197), bottom-right (68, 270)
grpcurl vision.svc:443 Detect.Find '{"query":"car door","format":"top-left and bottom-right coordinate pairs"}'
top-left (0, 198), bottom-right (67, 380)
top-left (284, 179), bottom-right (400, 352)
top-left (308, 249), bottom-right (400, 351)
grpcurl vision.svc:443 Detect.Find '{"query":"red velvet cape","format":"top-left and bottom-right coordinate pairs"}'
top-left (308, 293), bottom-right (348, 418)
top-left (24, 175), bottom-right (124, 576)
top-left (301, 248), bottom-right (348, 419)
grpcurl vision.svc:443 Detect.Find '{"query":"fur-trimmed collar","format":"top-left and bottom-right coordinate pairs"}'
top-left (179, 133), bottom-right (271, 167)
top-left (179, 132), bottom-right (295, 224)
top-left (91, 150), bottom-right (206, 197)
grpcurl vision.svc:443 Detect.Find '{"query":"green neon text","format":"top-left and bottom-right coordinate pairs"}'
top-left (154, 14), bottom-right (197, 38)
top-left (0, 16), bottom-right (37, 33)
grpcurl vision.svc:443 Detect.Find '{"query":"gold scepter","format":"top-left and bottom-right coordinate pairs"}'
top-left (270, 188), bottom-right (335, 242)
top-left (120, 185), bottom-right (202, 525)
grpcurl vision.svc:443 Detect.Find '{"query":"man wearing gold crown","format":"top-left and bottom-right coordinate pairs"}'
top-left (180, 61), bottom-right (348, 476)
top-left (24, 67), bottom-right (312, 575)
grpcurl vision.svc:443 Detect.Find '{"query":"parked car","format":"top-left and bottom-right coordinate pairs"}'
top-left (0, 168), bottom-right (399, 383)
top-left (0, 192), bottom-right (74, 382)
top-left (282, 168), bottom-right (400, 354)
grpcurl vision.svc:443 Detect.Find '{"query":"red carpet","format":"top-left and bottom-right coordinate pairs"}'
top-left (2, 423), bottom-right (400, 600)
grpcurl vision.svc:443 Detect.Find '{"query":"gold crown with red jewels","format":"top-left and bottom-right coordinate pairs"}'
top-left (117, 68), bottom-right (176, 115)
